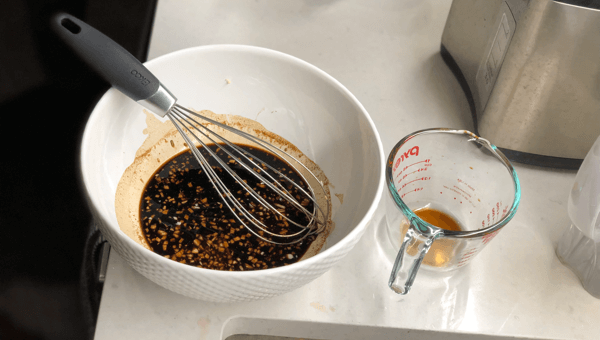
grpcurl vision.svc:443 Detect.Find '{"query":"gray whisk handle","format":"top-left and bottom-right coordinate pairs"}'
top-left (51, 12), bottom-right (176, 116)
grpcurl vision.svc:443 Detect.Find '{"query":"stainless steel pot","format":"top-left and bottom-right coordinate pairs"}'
top-left (441, 0), bottom-right (600, 168)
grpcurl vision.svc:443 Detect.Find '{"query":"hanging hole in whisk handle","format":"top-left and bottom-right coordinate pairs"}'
top-left (60, 17), bottom-right (81, 34)
top-left (51, 12), bottom-right (162, 103)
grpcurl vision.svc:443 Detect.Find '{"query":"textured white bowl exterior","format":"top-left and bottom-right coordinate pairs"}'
top-left (81, 45), bottom-right (384, 302)
top-left (94, 209), bottom-right (366, 302)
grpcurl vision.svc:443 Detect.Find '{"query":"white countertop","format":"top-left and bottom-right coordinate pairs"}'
top-left (94, 1), bottom-right (600, 339)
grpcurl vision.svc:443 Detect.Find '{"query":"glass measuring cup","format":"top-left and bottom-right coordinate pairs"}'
top-left (384, 128), bottom-right (520, 295)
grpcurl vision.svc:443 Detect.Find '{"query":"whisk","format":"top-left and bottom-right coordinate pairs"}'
top-left (52, 13), bottom-right (329, 245)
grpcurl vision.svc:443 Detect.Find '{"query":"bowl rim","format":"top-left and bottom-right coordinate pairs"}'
top-left (80, 44), bottom-right (385, 277)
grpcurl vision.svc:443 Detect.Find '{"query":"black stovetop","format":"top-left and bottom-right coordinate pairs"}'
top-left (0, 1), bottom-right (156, 338)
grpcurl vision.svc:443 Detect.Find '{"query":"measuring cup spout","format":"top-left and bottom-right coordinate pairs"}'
top-left (388, 220), bottom-right (440, 294)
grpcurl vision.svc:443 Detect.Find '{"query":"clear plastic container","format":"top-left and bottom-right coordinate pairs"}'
top-left (556, 134), bottom-right (600, 298)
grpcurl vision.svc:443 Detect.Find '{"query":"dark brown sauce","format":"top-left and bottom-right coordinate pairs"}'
top-left (401, 207), bottom-right (462, 267)
top-left (140, 143), bottom-right (317, 271)
top-left (413, 207), bottom-right (462, 232)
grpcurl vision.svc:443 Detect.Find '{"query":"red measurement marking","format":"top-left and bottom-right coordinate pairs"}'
top-left (482, 230), bottom-right (499, 244)
top-left (396, 168), bottom-right (429, 182)
top-left (401, 177), bottom-right (431, 188)
top-left (400, 187), bottom-right (423, 198)
top-left (401, 159), bottom-right (431, 171)
top-left (407, 168), bottom-right (428, 176)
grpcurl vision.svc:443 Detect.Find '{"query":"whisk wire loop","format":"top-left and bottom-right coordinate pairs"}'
top-left (178, 107), bottom-right (330, 231)
top-left (172, 108), bottom-right (313, 221)
top-left (167, 111), bottom-right (292, 244)
top-left (166, 104), bottom-right (328, 244)
top-left (170, 108), bottom-right (314, 231)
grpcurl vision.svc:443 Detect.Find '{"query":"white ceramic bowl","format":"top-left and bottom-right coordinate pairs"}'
top-left (81, 45), bottom-right (384, 302)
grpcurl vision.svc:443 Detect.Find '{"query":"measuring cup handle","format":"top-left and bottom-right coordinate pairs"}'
top-left (388, 225), bottom-right (436, 295)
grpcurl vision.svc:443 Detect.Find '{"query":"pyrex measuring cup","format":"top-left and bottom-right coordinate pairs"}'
top-left (385, 128), bottom-right (520, 295)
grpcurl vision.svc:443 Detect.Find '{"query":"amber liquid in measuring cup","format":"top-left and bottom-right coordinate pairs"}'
top-left (400, 207), bottom-right (462, 267)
